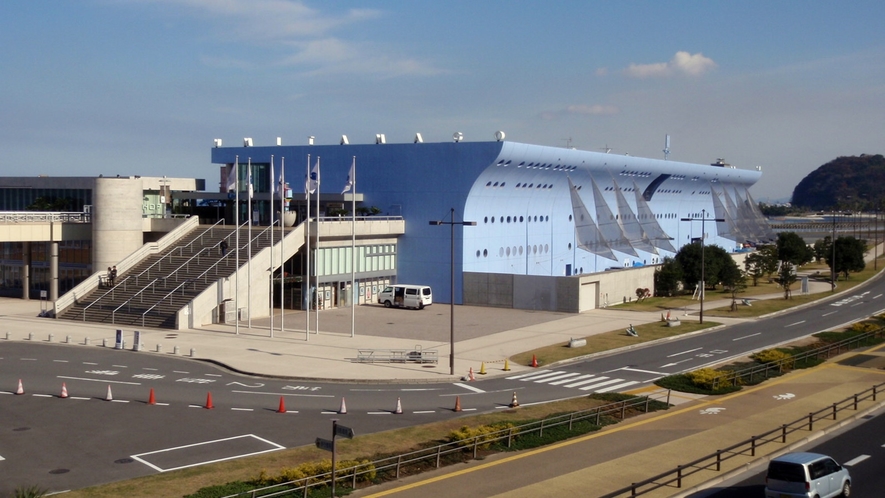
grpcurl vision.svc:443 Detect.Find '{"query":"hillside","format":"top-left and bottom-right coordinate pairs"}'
top-left (791, 154), bottom-right (885, 210)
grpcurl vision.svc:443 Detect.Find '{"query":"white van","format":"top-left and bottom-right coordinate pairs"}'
top-left (378, 285), bottom-right (432, 310)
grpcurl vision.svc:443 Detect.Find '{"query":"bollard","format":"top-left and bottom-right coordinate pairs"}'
top-left (65, 335), bottom-right (71, 344)
top-left (102, 338), bottom-right (107, 347)
top-left (28, 332), bottom-right (33, 341)
top-left (48, 334), bottom-right (54, 342)
top-left (84, 337), bottom-right (90, 346)
top-left (190, 348), bottom-right (196, 357)
top-left (5, 331), bottom-right (9, 340)
top-left (173, 345), bottom-right (179, 355)
top-left (156, 344), bottom-right (162, 353)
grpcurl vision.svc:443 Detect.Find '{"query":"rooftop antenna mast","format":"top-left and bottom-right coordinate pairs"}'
top-left (663, 134), bottom-right (671, 161)
top-left (599, 143), bottom-right (613, 154)
top-left (561, 137), bottom-right (574, 149)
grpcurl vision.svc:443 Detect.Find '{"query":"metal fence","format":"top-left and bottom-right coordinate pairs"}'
top-left (600, 380), bottom-right (885, 497)
top-left (0, 211), bottom-right (91, 223)
top-left (712, 326), bottom-right (885, 389)
top-left (221, 391), bottom-right (673, 498)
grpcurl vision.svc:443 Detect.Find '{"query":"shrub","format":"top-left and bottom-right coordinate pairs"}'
top-left (448, 423), bottom-right (514, 449)
top-left (752, 349), bottom-right (794, 370)
top-left (257, 458), bottom-right (376, 487)
top-left (686, 368), bottom-right (733, 390)
top-left (850, 321), bottom-right (879, 333)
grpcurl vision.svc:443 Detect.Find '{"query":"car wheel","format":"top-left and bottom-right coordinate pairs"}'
top-left (841, 481), bottom-right (851, 497)
top-left (383, 301), bottom-right (392, 308)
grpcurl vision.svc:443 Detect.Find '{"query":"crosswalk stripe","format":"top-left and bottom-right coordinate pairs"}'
top-left (578, 378), bottom-right (626, 391)
top-left (517, 371), bottom-right (567, 382)
top-left (595, 381), bottom-right (640, 393)
top-left (532, 372), bottom-right (581, 384)
top-left (549, 374), bottom-right (594, 386)
top-left (564, 376), bottom-right (609, 388)
top-left (505, 371), bottom-right (542, 380)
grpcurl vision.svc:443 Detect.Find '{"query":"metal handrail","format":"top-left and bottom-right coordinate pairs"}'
top-left (110, 278), bottom-right (160, 324)
top-left (131, 219), bottom-right (230, 285)
top-left (80, 275), bottom-right (131, 321)
top-left (140, 223), bottom-right (277, 326)
top-left (600, 381), bottom-right (885, 497)
top-left (220, 391), bottom-right (673, 498)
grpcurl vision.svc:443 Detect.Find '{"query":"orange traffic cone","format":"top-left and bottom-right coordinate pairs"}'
top-left (394, 397), bottom-right (403, 414)
top-left (509, 391), bottom-right (520, 408)
top-left (204, 391), bottom-right (214, 409)
top-left (60, 382), bottom-right (68, 399)
top-left (531, 355), bottom-right (539, 368)
top-left (468, 367), bottom-right (476, 381)
top-left (15, 379), bottom-right (24, 395)
top-left (147, 388), bottom-right (156, 405)
top-left (277, 396), bottom-right (287, 413)
top-left (453, 396), bottom-right (462, 412)
top-left (105, 385), bottom-right (113, 401)
top-left (338, 397), bottom-right (347, 414)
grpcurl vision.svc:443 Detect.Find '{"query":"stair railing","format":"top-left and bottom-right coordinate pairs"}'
top-left (111, 277), bottom-right (160, 324)
top-left (80, 275), bottom-right (131, 321)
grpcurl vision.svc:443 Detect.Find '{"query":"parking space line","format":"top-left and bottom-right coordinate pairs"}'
top-left (130, 434), bottom-right (285, 473)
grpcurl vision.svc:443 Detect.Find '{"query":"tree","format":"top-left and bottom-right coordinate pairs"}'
top-left (779, 262), bottom-right (798, 299)
top-left (673, 242), bottom-right (732, 291)
top-left (744, 252), bottom-right (766, 286)
top-left (719, 259), bottom-right (746, 310)
top-left (813, 236), bottom-right (832, 263)
top-left (830, 236), bottom-right (866, 280)
top-left (758, 245), bottom-right (780, 278)
top-left (776, 232), bottom-right (813, 267)
top-left (654, 257), bottom-right (683, 297)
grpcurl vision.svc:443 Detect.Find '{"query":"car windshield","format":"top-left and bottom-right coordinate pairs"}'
top-left (768, 462), bottom-right (806, 482)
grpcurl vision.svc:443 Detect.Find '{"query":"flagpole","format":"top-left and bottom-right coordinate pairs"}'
top-left (247, 158), bottom-right (253, 329)
top-left (305, 153), bottom-right (311, 342)
top-left (280, 157), bottom-right (285, 337)
top-left (269, 155), bottom-right (275, 338)
top-left (351, 156), bottom-right (356, 338)
top-left (234, 156), bottom-right (239, 336)
top-left (315, 156), bottom-right (320, 336)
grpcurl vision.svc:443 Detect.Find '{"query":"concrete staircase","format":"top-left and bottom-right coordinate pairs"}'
top-left (57, 224), bottom-right (280, 329)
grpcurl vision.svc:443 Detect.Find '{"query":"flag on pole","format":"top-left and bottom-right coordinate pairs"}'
top-left (269, 157), bottom-right (275, 198)
top-left (279, 161), bottom-right (286, 200)
top-left (341, 158), bottom-right (355, 194)
top-left (306, 158), bottom-right (320, 194)
top-left (226, 159), bottom-right (238, 192)
top-left (247, 162), bottom-right (254, 199)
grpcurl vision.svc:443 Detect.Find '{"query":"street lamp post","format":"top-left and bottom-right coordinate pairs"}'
top-left (831, 211), bottom-right (837, 291)
top-left (681, 209), bottom-right (724, 324)
top-left (430, 208), bottom-right (476, 376)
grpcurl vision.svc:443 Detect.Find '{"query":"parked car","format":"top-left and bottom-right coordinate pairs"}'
top-left (765, 452), bottom-right (851, 498)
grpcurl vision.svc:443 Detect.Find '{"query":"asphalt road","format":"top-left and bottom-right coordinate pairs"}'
top-left (2, 274), bottom-right (884, 494)
top-left (694, 405), bottom-right (885, 497)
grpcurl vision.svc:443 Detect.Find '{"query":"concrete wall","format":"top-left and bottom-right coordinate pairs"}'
top-left (93, 178), bottom-right (143, 272)
top-left (464, 264), bottom-right (657, 312)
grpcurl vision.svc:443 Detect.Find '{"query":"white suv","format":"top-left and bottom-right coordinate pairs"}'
top-left (765, 452), bottom-right (851, 498)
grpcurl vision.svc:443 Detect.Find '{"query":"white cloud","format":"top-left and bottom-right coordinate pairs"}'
top-left (624, 51), bottom-right (717, 78)
top-left (138, 0), bottom-right (440, 77)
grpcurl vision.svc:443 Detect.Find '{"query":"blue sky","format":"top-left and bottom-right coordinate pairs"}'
top-left (2, 0), bottom-right (883, 201)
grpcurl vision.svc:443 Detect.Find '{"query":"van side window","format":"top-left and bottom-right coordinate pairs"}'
top-left (422, 288), bottom-right (431, 295)
top-left (406, 289), bottom-right (417, 295)
top-left (810, 461), bottom-right (826, 479)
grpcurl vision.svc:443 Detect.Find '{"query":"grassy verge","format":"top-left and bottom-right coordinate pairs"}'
top-left (509, 320), bottom-right (719, 368)
top-left (62, 396), bottom-right (650, 498)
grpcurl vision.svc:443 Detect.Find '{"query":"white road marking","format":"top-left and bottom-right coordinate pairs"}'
top-left (595, 381), bottom-right (640, 393)
top-left (20, 358), bottom-right (36, 361)
top-left (53, 359), bottom-right (69, 363)
top-left (70, 397), bottom-right (90, 400)
top-left (413, 410), bottom-right (435, 414)
top-left (58, 376), bottom-right (141, 385)
top-left (822, 311), bottom-right (838, 317)
top-left (0, 455), bottom-right (4, 461)
top-left (874, 294), bottom-right (883, 299)
top-left (505, 371), bottom-right (543, 380)
top-left (173, 370), bottom-right (189, 374)
top-left (661, 358), bottom-right (694, 368)
top-left (515, 371), bottom-right (569, 382)
top-left (851, 302), bottom-right (864, 307)
top-left (231, 408), bottom-right (253, 412)
top-left (617, 367), bottom-right (668, 375)
top-left (843, 455), bottom-right (870, 466)
top-left (549, 374), bottom-right (594, 385)
top-left (579, 378), bottom-right (626, 391)
top-left (368, 411), bottom-right (391, 415)
top-left (130, 434), bottom-right (284, 473)
top-left (733, 333), bottom-right (761, 341)
top-left (460, 408), bottom-right (477, 411)
top-left (532, 372), bottom-right (581, 383)
top-left (83, 362), bottom-right (98, 365)
top-left (32, 394), bottom-right (52, 398)
top-left (205, 374), bottom-right (222, 377)
top-left (563, 376), bottom-right (609, 388)
top-left (154, 402), bottom-right (170, 406)
top-left (321, 411), bottom-right (339, 414)
top-left (110, 400), bottom-right (129, 403)
top-left (667, 347), bottom-right (703, 357)
top-left (785, 320), bottom-right (806, 327)
top-left (112, 365), bottom-right (128, 368)
top-left (400, 388), bottom-right (445, 391)
top-left (453, 382), bottom-right (486, 394)
top-left (142, 368), bottom-right (158, 371)
top-left (230, 390), bottom-right (332, 398)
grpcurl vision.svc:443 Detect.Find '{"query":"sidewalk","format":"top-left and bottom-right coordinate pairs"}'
top-left (0, 270), bottom-right (852, 383)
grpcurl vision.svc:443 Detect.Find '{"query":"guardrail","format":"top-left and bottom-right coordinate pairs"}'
top-left (712, 326), bottom-right (885, 390)
top-left (0, 211), bottom-right (91, 223)
top-left (599, 381), bottom-right (885, 497)
top-left (220, 391), bottom-right (673, 498)
top-left (356, 348), bottom-right (438, 364)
